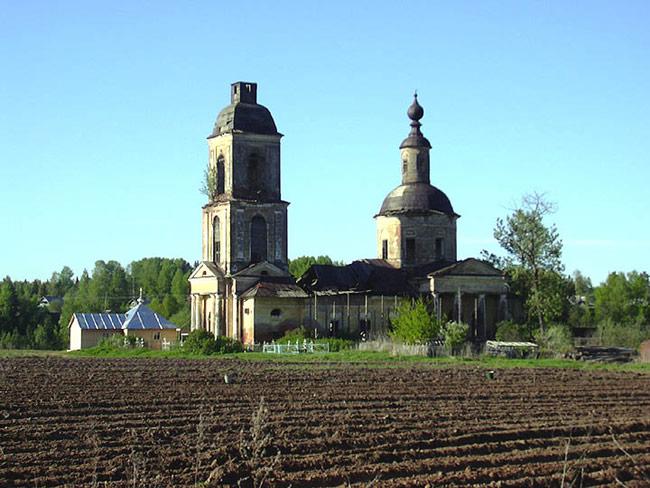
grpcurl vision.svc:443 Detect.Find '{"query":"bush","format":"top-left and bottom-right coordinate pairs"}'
top-left (215, 335), bottom-right (244, 353)
top-left (183, 329), bottom-right (219, 355)
top-left (596, 320), bottom-right (650, 349)
top-left (442, 321), bottom-right (469, 355)
top-left (279, 326), bottom-right (313, 342)
top-left (534, 324), bottom-right (573, 357)
top-left (495, 320), bottom-right (531, 342)
top-left (390, 298), bottom-right (440, 344)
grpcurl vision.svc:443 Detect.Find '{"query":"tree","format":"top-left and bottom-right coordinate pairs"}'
top-left (594, 271), bottom-right (650, 325)
top-left (199, 162), bottom-right (218, 202)
top-left (488, 192), bottom-right (564, 331)
top-left (390, 297), bottom-right (440, 344)
top-left (288, 255), bottom-right (345, 280)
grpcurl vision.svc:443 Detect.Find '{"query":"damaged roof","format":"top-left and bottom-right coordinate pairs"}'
top-left (297, 260), bottom-right (415, 296)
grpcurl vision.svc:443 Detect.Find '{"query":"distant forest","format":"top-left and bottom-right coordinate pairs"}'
top-left (1, 257), bottom-right (648, 350)
top-left (0, 258), bottom-right (192, 350)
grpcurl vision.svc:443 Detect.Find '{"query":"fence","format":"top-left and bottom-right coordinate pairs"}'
top-left (262, 340), bottom-right (330, 354)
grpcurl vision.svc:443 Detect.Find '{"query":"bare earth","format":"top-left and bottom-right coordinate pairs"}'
top-left (1, 357), bottom-right (649, 487)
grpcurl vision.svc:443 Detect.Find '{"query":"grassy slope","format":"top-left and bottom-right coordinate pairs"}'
top-left (4, 347), bottom-right (648, 372)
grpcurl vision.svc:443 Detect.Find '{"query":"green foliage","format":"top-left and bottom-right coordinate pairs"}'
top-left (279, 326), bottom-right (313, 341)
top-left (533, 324), bottom-right (573, 357)
top-left (390, 298), bottom-right (440, 344)
top-left (215, 336), bottom-right (245, 353)
top-left (495, 320), bottom-right (531, 341)
top-left (288, 256), bottom-right (345, 280)
top-left (278, 326), bottom-right (353, 351)
top-left (594, 271), bottom-right (650, 325)
top-left (488, 193), bottom-right (564, 330)
top-left (183, 329), bottom-right (218, 355)
top-left (200, 162), bottom-right (218, 201)
top-left (442, 321), bottom-right (469, 355)
top-left (182, 330), bottom-right (244, 355)
top-left (169, 306), bottom-right (191, 331)
top-left (596, 319), bottom-right (650, 349)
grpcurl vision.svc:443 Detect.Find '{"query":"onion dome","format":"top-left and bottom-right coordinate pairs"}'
top-left (400, 92), bottom-right (431, 149)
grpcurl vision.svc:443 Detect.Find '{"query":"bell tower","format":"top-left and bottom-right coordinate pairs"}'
top-left (201, 81), bottom-right (289, 274)
top-left (375, 93), bottom-right (459, 268)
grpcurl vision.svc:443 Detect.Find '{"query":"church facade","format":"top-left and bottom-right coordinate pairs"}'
top-left (189, 82), bottom-right (508, 345)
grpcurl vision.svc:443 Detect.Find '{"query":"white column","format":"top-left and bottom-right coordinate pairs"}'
top-left (190, 294), bottom-right (196, 331)
top-left (215, 293), bottom-right (222, 337)
top-left (232, 294), bottom-right (239, 340)
top-left (212, 293), bottom-right (218, 337)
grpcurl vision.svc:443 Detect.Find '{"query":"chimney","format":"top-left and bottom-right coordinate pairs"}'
top-left (231, 82), bottom-right (257, 104)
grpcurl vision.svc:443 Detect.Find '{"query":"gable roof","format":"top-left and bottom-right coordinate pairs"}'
top-left (232, 261), bottom-right (290, 278)
top-left (240, 281), bottom-right (308, 298)
top-left (428, 258), bottom-right (504, 278)
top-left (121, 302), bottom-right (178, 330)
top-left (188, 261), bottom-right (224, 280)
top-left (72, 313), bottom-right (126, 330)
top-left (71, 302), bottom-right (179, 330)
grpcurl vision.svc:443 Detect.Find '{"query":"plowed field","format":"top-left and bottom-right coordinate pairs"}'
top-left (1, 357), bottom-right (649, 487)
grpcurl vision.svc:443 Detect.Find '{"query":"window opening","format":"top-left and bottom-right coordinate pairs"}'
top-left (270, 308), bottom-right (281, 317)
top-left (216, 155), bottom-right (225, 194)
top-left (213, 216), bottom-right (221, 264)
top-left (382, 239), bottom-right (388, 260)
top-left (435, 238), bottom-right (444, 260)
top-left (404, 238), bottom-right (415, 264)
top-left (250, 215), bottom-right (267, 263)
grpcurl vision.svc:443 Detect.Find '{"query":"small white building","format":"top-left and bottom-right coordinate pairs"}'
top-left (68, 300), bottom-right (180, 350)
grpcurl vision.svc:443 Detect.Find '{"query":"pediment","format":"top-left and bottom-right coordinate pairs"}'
top-left (429, 258), bottom-right (504, 277)
top-left (232, 261), bottom-right (290, 279)
top-left (188, 261), bottom-right (224, 281)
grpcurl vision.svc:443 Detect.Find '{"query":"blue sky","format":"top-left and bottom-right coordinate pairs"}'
top-left (1, 1), bottom-right (648, 285)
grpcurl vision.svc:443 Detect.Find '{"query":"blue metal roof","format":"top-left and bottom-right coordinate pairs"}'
top-left (121, 303), bottom-right (178, 330)
top-left (73, 303), bottom-right (178, 330)
top-left (74, 313), bottom-right (126, 330)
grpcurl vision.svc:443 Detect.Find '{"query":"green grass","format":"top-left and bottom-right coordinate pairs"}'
top-left (2, 347), bottom-right (649, 372)
top-left (0, 349), bottom-right (68, 358)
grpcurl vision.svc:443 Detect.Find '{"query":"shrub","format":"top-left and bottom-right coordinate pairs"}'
top-left (442, 321), bottom-right (469, 355)
top-left (390, 298), bottom-right (440, 344)
top-left (495, 320), bottom-right (531, 342)
top-left (534, 324), bottom-right (573, 357)
top-left (279, 326), bottom-right (312, 342)
top-left (596, 319), bottom-right (650, 349)
top-left (215, 336), bottom-right (244, 353)
top-left (183, 329), bottom-right (218, 355)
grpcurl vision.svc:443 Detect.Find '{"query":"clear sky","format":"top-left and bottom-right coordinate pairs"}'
top-left (1, 1), bottom-right (648, 285)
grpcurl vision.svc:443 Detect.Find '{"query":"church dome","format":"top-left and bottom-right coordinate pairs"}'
top-left (210, 102), bottom-right (278, 137)
top-left (377, 183), bottom-right (456, 217)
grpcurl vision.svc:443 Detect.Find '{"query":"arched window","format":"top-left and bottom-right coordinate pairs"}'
top-left (250, 215), bottom-right (267, 263)
top-left (212, 216), bottom-right (221, 264)
top-left (216, 155), bottom-right (225, 195)
top-left (248, 153), bottom-right (263, 196)
top-left (402, 159), bottom-right (408, 174)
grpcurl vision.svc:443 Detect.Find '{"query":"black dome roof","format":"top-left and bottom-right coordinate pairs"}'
top-left (377, 183), bottom-right (457, 217)
top-left (209, 102), bottom-right (278, 137)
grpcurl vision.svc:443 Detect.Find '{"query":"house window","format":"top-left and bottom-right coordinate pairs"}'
top-left (435, 238), bottom-right (444, 260)
top-left (270, 308), bottom-right (281, 317)
top-left (382, 240), bottom-right (388, 260)
top-left (404, 238), bottom-right (415, 264)
top-left (153, 332), bottom-right (160, 340)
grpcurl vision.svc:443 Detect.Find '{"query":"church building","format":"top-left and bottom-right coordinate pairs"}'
top-left (189, 82), bottom-right (509, 345)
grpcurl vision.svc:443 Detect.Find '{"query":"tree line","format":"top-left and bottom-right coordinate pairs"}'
top-left (0, 258), bottom-right (192, 350)
top-left (484, 192), bottom-right (649, 348)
